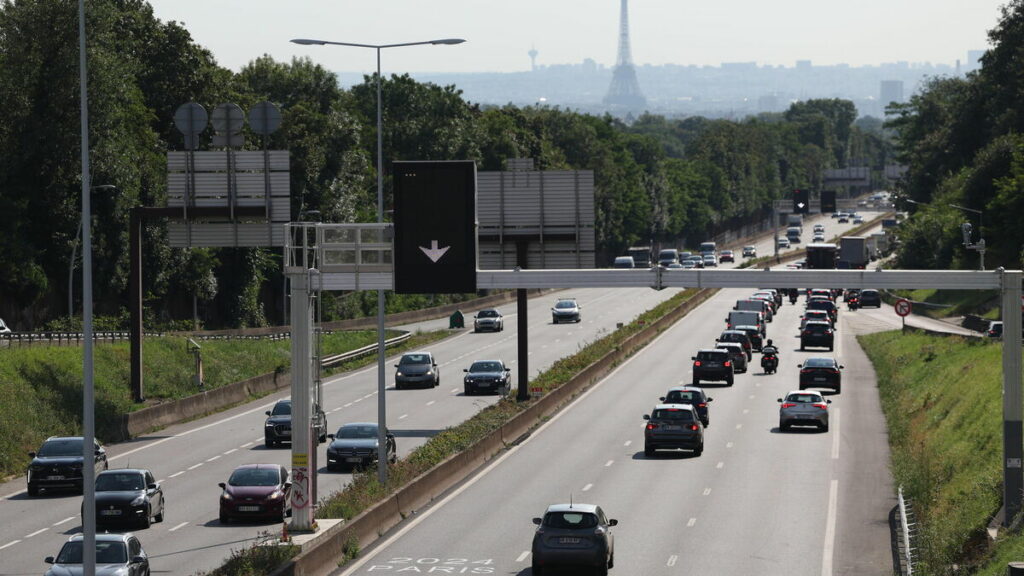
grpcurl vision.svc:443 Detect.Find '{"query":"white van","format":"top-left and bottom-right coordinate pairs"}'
top-left (613, 256), bottom-right (635, 268)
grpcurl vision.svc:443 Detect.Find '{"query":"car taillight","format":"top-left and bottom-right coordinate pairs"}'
top-left (646, 423), bottom-right (657, 430)
top-left (689, 424), bottom-right (700, 431)
top-left (813, 403), bottom-right (829, 410)
top-left (724, 361), bottom-right (731, 367)
top-left (781, 403), bottom-right (797, 408)
top-left (697, 403), bottom-right (707, 408)
top-left (825, 330), bottom-right (832, 334)
top-left (693, 361), bottom-right (702, 367)
top-left (800, 369), bottom-right (812, 374)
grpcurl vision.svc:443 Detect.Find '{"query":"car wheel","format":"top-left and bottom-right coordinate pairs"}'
top-left (780, 422), bottom-right (789, 431)
top-left (435, 376), bottom-right (440, 387)
top-left (27, 484), bottom-right (38, 497)
top-left (834, 386), bottom-right (841, 394)
top-left (597, 562), bottom-right (609, 576)
top-left (694, 444), bottom-right (704, 457)
top-left (220, 511), bottom-right (230, 524)
top-left (829, 345), bottom-right (834, 351)
top-left (609, 551), bottom-right (614, 568)
top-left (464, 386), bottom-right (472, 396)
top-left (821, 422), bottom-right (830, 432)
top-left (692, 377), bottom-right (699, 386)
top-left (140, 506), bottom-right (152, 529)
top-left (265, 438), bottom-right (276, 449)
top-left (644, 444), bottom-right (655, 457)
top-left (154, 501), bottom-right (164, 523)
top-left (800, 343), bottom-right (805, 351)
top-left (727, 377), bottom-right (734, 386)
top-left (532, 562), bottom-right (542, 575)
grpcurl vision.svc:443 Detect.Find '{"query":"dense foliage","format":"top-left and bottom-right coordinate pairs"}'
top-left (0, 0), bottom-right (884, 331)
top-left (887, 0), bottom-right (1024, 271)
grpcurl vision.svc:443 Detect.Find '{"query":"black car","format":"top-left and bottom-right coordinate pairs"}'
top-left (27, 436), bottom-right (107, 496)
top-left (643, 404), bottom-right (705, 456)
top-left (734, 325), bottom-right (764, 352)
top-left (715, 342), bottom-right (748, 373)
top-left (806, 298), bottom-right (839, 323)
top-left (326, 422), bottom-right (397, 472)
top-left (800, 320), bottom-right (835, 351)
top-left (531, 503), bottom-right (616, 575)
top-left (799, 357), bottom-right (844, 393)
top-left (264, 399), bottom-right (327, 448)
top-left (92, 468), bottom-right (164, 529)
top-left (692, 348), bottom-right (734, 386)
top-left (859, 289), bottom-right (882, 308)
top-left (718, 329), bottom-right (753, 360)
top-left (463, 359), bottom-right (512, 395)
top-left (660, 386), bottom-right (713, 426)
top-left (394, 351), bottom-right (440, 389)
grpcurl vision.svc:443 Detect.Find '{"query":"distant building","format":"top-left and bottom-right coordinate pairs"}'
top-left (967, 49), bottom-right (985, 71)
top-left (529, 46), bottom-right (539, 72)
top-left (795, 60), bottom-right (812, 70)
top-left (880, 80), bottom-right (904, 115)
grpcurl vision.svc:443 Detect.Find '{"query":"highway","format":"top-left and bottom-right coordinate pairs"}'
top-left (0, 210), bottom-right (885, 575)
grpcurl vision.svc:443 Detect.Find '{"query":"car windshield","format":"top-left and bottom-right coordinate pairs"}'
top-left (228, 467), bottom-right (281, 487)
top-left (555, 301), bottom-right (576, 309)
top-left (477, 310), bottom-right (499, 318)
top-left (806, 323), bottom-right (831, 333)
top-left (56, 540), bottom-right (128, 564)
top-left (469, 361), bottom-right (503, 372)
top-left (337, 425), bottom-right (378, 439)
top-left (271, 402), bottom-right (292, 416)
top-left (786, 393), bottom-right (823, 403)
top-left (37, 438), bottom-right (84, 457)
top-left (400, 354), bottom-right (429, 365)
top-left (804, 358), bottom-right (836, 368)
top-left (96, 472), bottom-right (145, 492)
top-left (652, 408), bottom-right (696, 421)
top-left (665, 390), bottom-right (699, 403)
top-left (697, 351), bottom-right (727, 361)
top-left (544, 511), bottom-right (598, 529)
top-left (808, 301), bottom-right (835, 311)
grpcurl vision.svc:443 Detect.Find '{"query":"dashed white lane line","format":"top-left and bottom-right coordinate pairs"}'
top-left (253, 435), bottom-right (263, 442)
top-left (52, 516), bottom-right (75, 527)
top-left (187, 463), bottom-right (203, 470)
top-left (25, 528), bottom-right (47, 538)
top-left (716, 462), bottom-right (724, 469)
top-left (748, 395), bottom-right (756, 399)
top-left (623, 440), bottom-right (632, 447)
top-left (353, 398), bottom-right (362, 403)
top-left (363, 393), bottom-right (373, 399)
top-left (742, 409), bottom-right (749, 415)
top-left (223, 448), bottom-right (237, 455)
top-left (821, 479), bottom-right (839, 576)
top-left (241, 441), bottom-right (254, 448)
top-left (605, 460), bottom-right (614, 467)
top-left (516, 551), bottom-right (530, 562)
top-left (426, 401), bottom-right (436, 406)
top-left (0, 540), bottom-right (20, 550)
top-left (451, 388), bottom-right (460, 394)
top-left (206, 455), bottom-right (220, 462)
top-left (703, 488), bottom-right (711, 496)
top-left (169, 471), bottom-right (185, 478)
top-left (331, 407), bottom-right (342, 413)
top-left (831, 408), bottom-right (841, 460)
top-left (726, 442), bottom-right (734, 449)
top-left (582, 483), bottom-right (593, 492)
top-left (667, 555), bottom-right (678, 566)
top-left (735, 424), bottom-right (743, 430)
top-left (169, 521), bottom-right (189, 532)
top-left (687, 518), bottom-right (697, 527)
top-left (399, 414), bottom-right (408, 420)
top-left (344, 402), bottom-right (353, 408)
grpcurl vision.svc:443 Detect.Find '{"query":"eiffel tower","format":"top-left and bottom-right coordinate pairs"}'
top-left (604, 0), bottom-right (646, 110)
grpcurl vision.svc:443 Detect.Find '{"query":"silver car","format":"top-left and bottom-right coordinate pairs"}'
top-left (472, 308), bottom-right (504, 332)
top-left (778, 390), bottom-right (831, 432)
top-left (45, 532), bottom-right (149, 576)
top-left (531, 503), bottom-right (616, 575)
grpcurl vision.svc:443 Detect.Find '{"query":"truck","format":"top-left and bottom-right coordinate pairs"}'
top-left (871, 232), bottom-right (890, 254)
top-left (837, 236), bottom-right (869, 269)
top-left (805, 242), bottom-right (838, 269)
top-left (626, 246), bottom-right (653, 268)
top-left (785, 226), bottom-right (802, 243)
top-left (698, 241), bottom-right (717, 256)
top-left (786, 214), bottom-right (803, 230)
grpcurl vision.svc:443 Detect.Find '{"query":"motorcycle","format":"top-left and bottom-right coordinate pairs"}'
top-left (847, 297), bottom-right (860, 311)
top-left (789, 292), bottom-right (798, 305)
top-left (761, 353), bottom-right (778, 374)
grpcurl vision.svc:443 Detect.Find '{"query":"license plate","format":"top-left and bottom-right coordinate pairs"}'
top-left (46, 475), bottom-right (64, 480)
top-left (100, 509), bottom-right (122, 516)
top-left (663, 425), bottom-right (681, 430)
top-left (479, 382), bottom-right (492, 387)
top-left (346, 457), bottom-right (363, 463)
top-left (237, 505), bottom-right (261, 512)
top-left (814, 377), bottom-right (826, 382)
top-left (560, 537), bottom-right (580, 544)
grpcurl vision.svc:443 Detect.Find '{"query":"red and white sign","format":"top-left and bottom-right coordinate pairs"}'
top-left (894, 298), bottom-right (912, 317)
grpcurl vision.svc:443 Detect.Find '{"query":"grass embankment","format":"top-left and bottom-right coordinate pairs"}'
top-left (859, 330), bottom-right (1024, 574)
top-left (890, 289), bottom-right (1001, 320)
top-left (0, 329), bottom-right (449, 479)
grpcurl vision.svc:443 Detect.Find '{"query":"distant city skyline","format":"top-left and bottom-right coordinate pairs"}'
top-left (147, 1), bottom-right (1003, 74)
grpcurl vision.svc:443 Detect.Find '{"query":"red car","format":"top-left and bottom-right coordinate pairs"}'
top-left (719, 250), bottom-right (735, 263)
top-left (219, 464), bottom-right (291, 523)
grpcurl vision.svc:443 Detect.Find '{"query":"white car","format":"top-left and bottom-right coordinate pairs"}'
top-left (45, 532), bottom-right (149, 576)
top-left (0, 318), bottom-right (10, 334)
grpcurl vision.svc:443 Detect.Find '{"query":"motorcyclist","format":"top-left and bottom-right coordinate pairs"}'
top-left (761, 339), bottom-right (779, 357)
top-left (788, 290), bottom-right (798, 304)
top-left (761, 339), bottom-right (779, 373)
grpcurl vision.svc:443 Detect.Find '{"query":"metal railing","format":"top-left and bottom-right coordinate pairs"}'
top-left (897, 485), bottom-right (919, 575)
top-left (320, 332), bottom-right (410, 368)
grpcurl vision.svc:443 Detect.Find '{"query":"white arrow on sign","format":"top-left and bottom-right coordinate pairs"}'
top-left (797, 202), bottom-right (806, 209)
top-left (419, 240), bottom-right (450, 263)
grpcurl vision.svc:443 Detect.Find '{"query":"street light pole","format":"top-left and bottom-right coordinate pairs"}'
top-left (69, 185), bottom-right (116, 317)
top-left (291, 37), bottom-right (465, 486)
top-left (950, 203), bottom-right (985, 270)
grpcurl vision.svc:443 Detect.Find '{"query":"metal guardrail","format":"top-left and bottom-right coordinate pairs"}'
top-left (0, 331), bottom-right (164, 347)
top-left (898, 485), bottom-right (918, 575)
top-left (320, 332), bottom-right (411, 368)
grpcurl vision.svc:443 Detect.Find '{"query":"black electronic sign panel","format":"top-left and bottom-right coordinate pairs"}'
top-left (393, 161), bottom-right (477, 294)
top-left (820, 190), bottom-right (837, 214)
top-left (793, 189), bottom-right (810, 214)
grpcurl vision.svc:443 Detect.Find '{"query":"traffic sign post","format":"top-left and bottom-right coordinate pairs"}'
top-left (894, 298), bottom-right (912, 329)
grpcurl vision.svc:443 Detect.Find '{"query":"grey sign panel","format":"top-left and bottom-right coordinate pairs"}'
top-left (249, 101), bottom-right (282, 136)
top-left (168, 222), bottom-right (286, 247)
top-left (393, 161), bottom-right (478, 294)
top-left (168, 150), bottom-right (289, 171)
top-left (823, 166), bottom-right (871, 186)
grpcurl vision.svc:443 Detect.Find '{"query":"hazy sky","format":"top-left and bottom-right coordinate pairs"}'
top-left (147, 1), bottom-right (1007, 74)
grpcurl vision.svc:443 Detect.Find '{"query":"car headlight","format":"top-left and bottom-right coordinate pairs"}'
top-left (465, 377), bottom-right (474, 383)
top-left (267, 490), bottom-right (284, 501)
top-left (131, 495), bottom-right (146, 506)
top-left (396, 371), bottom-right (403, 377)
top-left (221, 492), bottom-right (233, 501)
top-left (29, 465), bottom-right (45, 472)
top-left (265, 422), bottom-right (275, 427)
top-left (425, 370), bottom-right (433, 376)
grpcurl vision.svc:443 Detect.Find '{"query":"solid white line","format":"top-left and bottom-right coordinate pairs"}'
top-left (0, 540), bottom-right (20, 550)
top-left (582, 483), bottom-right (593, 492)
top-left (169, 521), bottom-right (189, 532)
top-left (52, 517), bottom-right (75, 527)
top-left (223, 448), bottom-right (237, 455)
top-left (426, 400), bottom-right (436, 406)
top-left (516, 551), bottom-right (530, 562)
top-left (822, 479), bottom-right (839, 576)
top-left (169, 471), bottom-right (185, 478)
top-left (25, 528), bottom-right (47, 538)
top-left (604, 460), bottom-right (614, 467)
top-left (667, 554), bottom-right (678, 566)
top-left (831, 408), bottom-right (841, 460)
top-left (187, 463), bottom-right (203, 470)
top-left (206, 455), bottom-right (220, 462)
top-left (687, 518), bottom-right (696, 527)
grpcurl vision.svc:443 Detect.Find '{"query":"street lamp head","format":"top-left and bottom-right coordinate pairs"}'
top-left (90, 184), bottom-right (116, 191)
top-left (291, 38), bottom-right (327, 46)
top-left (431, 38), bottom-right (466, 45)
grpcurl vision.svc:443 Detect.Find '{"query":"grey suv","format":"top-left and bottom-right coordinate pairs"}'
top-left (692, 348), bottom-right (734, 386)
top-left (531, 503), bottom-right (616, 575)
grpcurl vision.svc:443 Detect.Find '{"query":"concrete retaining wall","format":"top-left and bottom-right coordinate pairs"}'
top-left (279, 288), bottom-right (717, 576)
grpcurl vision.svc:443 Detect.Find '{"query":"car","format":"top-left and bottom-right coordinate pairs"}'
top-left (218, 463), bottom-right (292, 523)
top-left (734, 324), bottom-right (764, 351)
top-left (778, 390), bottom-right (832, 431)
top-left (678, 251), bottom-right (693, 261)
top-left (472, 308), bottom-right (504, 332)
top-left (806, 298), bottom-right (839, 324)
top-left (0, 317), bottom-right (10, 334)
top-left (808, 288), bottom-right (834, 301)
top-left (44, 532), bottom-right (149, 576)
top-left (326, 422), bottom-right (397, 472)
top-left (531, 503), bottom-right (616, 575)
top-left (853, 215), bottom-right (864, 224)
top-left (719, 250), bottom-right (735, 263)
top-left (684, 255), bottom-right (704, 268)
top-left (680, 259), bottom-right (698, 269)
top-left (92, 468), bottom-right (164, 529)
top-left (859, 289), bottom-right (882, 308)
top-left (612, 255), bottom-right (635, 268)
top-left (757, 288), bottom-right (783, 307)
top-left (660, 386), bottom-right (713, 426)
top-left (692, 348), bottom-right (734, 386)
top-left (798, 357), bottom-right (844, 393)
top-left (657, 248), bottom-right (679, 267)
top-left (812, 233), bottom-right (825, 242)
top-left (776, 237), bottom-right (791, 249)
top-left (643, 403), bottom-right (705, 456)
top-left (394, 351), bottom-right (440, 389)
top-left (665, 262), bottom-right (684, 269)
top-left (831, 212), bottom-right (840, 218)
top-left (837, 213), bottom-right (850, 223)
top-left (264, 399), bottom-right (327, 448)
top-left (801, 309), bottom-right (833, 330)
top-left (742, 245), bottom-right (757, 258)
top-left (552, 297), bottom-right (582, 323)
top-left (463, 359), bottom-right (512, 395)
top-left (813, 223), bottom-right (825, 233)
top-left (842, 288), bottom-right (860, 302)
top-left (717, 329), bottom-right (753, 360)
top-left (751, 291), bottom-right (778, 314)
top-left (27, 436), bottom-right (107, 496)
top-left (800, 320), bottom-right (835, 351)
top-left (715, 341), bottom-right (748, 373)
top-left (988, 321), bottom-right (1004, 338)
top-left (702, 254), bottom-right (718, 267)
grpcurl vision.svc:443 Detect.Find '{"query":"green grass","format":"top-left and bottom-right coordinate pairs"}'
top-left (0, 329), bottom-right (450, 479)
top-left (889, 289), bottom-right (1000, 319)
top-left (859, 330), bottom-right (1016, 573)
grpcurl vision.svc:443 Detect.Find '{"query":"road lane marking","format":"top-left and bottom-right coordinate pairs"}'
top-left (399, 414), bottom-right (408, 420)
top-left (253, 435), bottom-right (263, 442)
top-left (726, 442), bottom-right (734, 448)
top-left (169, 471), bottom-right (185, 478)
top-left (716, 462), bottom-right (724, 469)
top-left (25, 528), bottom-right (47, 538)
top-left (187, 463), bottom-right (203, 470)
top-left (363, 393), bottom-right (373, 399)
top-left (169, 521), bottom-right (189, 532)
top-left (426, 400), bottom-right (436, 406)
top-left (53, 516), bottom-right (75, 527)
top-left (703, 488), bottom-right (711, 496)
top-left (822, 479), bottom-right (839, 576)
top-left (742, 409), bottom-right (749, 415)
top-left (0, 540), bottom-right (20, 550)
top-left (748, 395), bottom-right (755, 399)
top-left (831, 408), bottom-right (840, 460)
top-left (687, 518), bottom-right (696, 527)
top-left (331, 407), bottom-right (342, 413)
top-left (344, 402), bottom-right (353, 408)
top-left (667, 555), bottom-right (678, 566)
top-left (241, 442), bottom-right (254, 448)
top-left (605, 460), bottom-right (614, 467)
top-left (516, 551), bottom-right (530, 562)
top-left (582, 483), bottom-right (593, 492)
top-left (223, 448), bottom-right (237, 455)
top-left (206, 455), bottom-right (220, 462)
top-left (451, 388), bottom-right (459, 393)
top-left (353, 398), bottom-right (362, 403)
top-left (735, 424), bottom-right (743, 430)
top-left (624, 440), bottom-right (632, 447)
